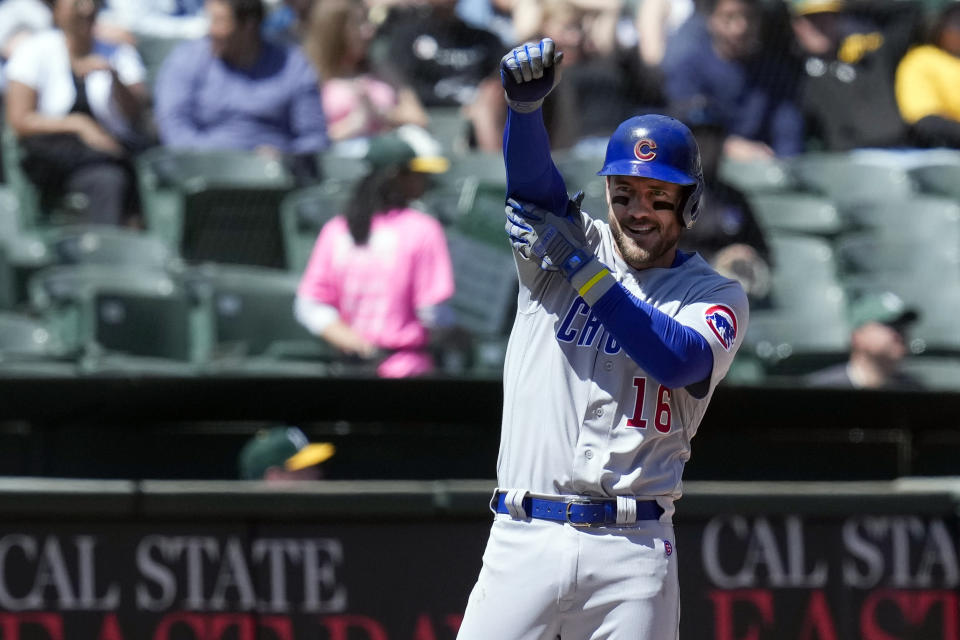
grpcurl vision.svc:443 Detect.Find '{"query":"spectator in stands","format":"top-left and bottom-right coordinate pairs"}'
top-left (662, 0), bottom-right (805, 160)
top-left (239, 425), bottom-right (335, 481)
top-left (475, 0), bottom-right (665, 153)
top-left (635, 0), bottom-right (694, 68)
top-left (0, 0), bottom-right (53, 89)
top-left (262, 0), bottom-right (314, 46)
top-left (154, 0), bottom-right (327, 179)
top-left (806, 291), bottom-right (923, 390)
top-left (368, 0), bottom-right (504, 151)
top-left (305, 0), bottom-right (429, 149)
top-left (895, 3), bottom-right (960, 149)
top-left (5, 0), bottom-right (149, 226)
top-left (96, 0), bottom-right (208, 41)
top-left (677, 106), bottom-right (773, 302)
top-left (788, 0), bottom-right (923, 151)
top-left (295, 128), bottom-right (457, 378)
top-left (456, 0), bottom-right (516, 45)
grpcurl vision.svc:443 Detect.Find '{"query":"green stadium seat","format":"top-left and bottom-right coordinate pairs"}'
top-left (717, 157), bottom-right (795, 194)
top-left (898, 356), bottom-right (960, 391)
top-left (0, 311), bottom-right (66, 360)
top-left (27, 264), bottom-right (196, 363)
top-left (789, 155), bottom-right (917, 206)
top-left (1, 128), bottom-right (87, 230)
top-left (317, 151), bottom-right (369, 183)
top-left (908, 164), bottom-right (960, 199)
top-left (452, 180), bottom-right (514, 248)
top-left (742, 308), bottom-right (850, 375)
top-left (554, 154), bottom-right (609, 220)
top-left (134, 35), bottom-right (191, 88)
top-left (135, 148), bottom-right (297, 268)
top-left (837, 196), bottom-right (960, 238)
top-left (834, 231), bottom-right (960, 279)
top-left (43, 224), bottom-right (178, 270)
top-left (426, 106), bottom-right (471, 156)
top-left (766, 233), bottom-right (839, 283)
top-left (747, 192), bottom-right (844, 237)
top-left (184, 263), bottom-right (334, 370)
top-left (279, 181), bottom-right (352, 273)
top-left (445, 229), bottom-right (517, 376)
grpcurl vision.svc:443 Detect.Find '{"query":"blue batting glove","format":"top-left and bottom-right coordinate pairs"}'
top-left (499, 38), bottom-right (564, 113)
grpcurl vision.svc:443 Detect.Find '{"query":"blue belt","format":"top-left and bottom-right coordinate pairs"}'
top-left (495, 492), bottom-right (664, 527)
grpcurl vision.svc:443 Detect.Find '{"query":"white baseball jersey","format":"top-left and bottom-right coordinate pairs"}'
top-left (497, 209), bottom-right (749, 508)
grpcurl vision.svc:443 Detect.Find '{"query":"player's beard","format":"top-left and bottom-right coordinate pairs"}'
top-left (609, 213), bottom-right (681, 270)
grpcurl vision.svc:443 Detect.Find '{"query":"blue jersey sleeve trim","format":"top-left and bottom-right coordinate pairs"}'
top-left (591, 282), bottom-right (713, 390)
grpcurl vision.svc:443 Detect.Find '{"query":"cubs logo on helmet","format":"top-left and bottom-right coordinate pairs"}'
top-left (634, 138), bottom-right (657, 161)
top-left (704, 305), bottom-right (738, 351)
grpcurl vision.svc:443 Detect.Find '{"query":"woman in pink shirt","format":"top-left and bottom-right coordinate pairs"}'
top-left (305, 0), bottom-right (428, 143)
top-left (295, 130), bottom-right (456, 378)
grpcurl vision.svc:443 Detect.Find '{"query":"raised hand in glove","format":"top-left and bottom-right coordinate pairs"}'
top-left (500, 38), bottom-right (563, 113)
top-left (504, 195), bottom-right (618, 305)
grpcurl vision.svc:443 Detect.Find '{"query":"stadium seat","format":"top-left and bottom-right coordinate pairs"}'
top-left (134, 35), bottom-right (190, 88)
top-left (554, 154), bottom-right (609, 220)
top-left (451, 180), bottom-right (513, 247)
top-left (834, 231), bottom-right (960, 280)
top-left (279, 181), bottom-right (352, 273)
top-left (766, 233), bottom-right (839, 283)
top-left (898, 356), bottom-right (960, 390)
top-left (742, 308), bottom-right (850, 376)
top-left (0, 311), bottom-right (64, 359)
top-left (908, 164), bottom-right (960, 199)
top-left (426, 106), bottom-right (471, 156)
top-left (746, 192), bottom-right (844, 237)
top-left (317, 151), bottom-right (369, 183)
top-left (184, 263), bottom-right (334, 370)
top-left (1, 128), bottom-right (87, 229)
top-left (717, 157), bottom-right (795, 194)
top-left (789, 155), bottom-right (917, 206)
top-left (0, 311), bottom-right (76, 376)
top-left (836, 196), bottom-right (960, 238)
top-left (43, 224), bottom-right (178, 270)
top-left (445, 229), bottom-right (517, 376)
top-left (26, 264), bottom-right (198, 372)
top-left (135, 148), bottom-right (297, 268)
top-left (416, 150), bottom-right (506, 224)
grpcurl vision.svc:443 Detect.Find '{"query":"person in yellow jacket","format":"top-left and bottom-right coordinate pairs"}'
top-left (896, 3), bottom-right (960, 147)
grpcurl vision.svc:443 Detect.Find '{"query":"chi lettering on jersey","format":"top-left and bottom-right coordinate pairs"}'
top-left (556, 297), bottom-right (621, 355)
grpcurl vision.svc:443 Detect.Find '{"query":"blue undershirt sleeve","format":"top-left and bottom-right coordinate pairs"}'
top-left (591, 282), bottom-right (714, 390)
top-left (503, 109), bottom-right (570, 215)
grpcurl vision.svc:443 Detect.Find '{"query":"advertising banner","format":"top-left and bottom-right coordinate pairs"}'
top-left (0, 511), bottom-right (956, 639)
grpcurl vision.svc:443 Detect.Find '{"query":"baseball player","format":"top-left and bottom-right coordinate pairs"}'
top-left (455, 39), bottom-right (749, 640)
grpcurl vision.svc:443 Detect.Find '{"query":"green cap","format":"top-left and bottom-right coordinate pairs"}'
top-left (238, 426), bottom-right (335, 480)
top-left (364, 128), bottom-right (450, 174)
top-left (789, 0), bottom-right (844, 15)
top-left (849, 291), bottom-right (919, 330)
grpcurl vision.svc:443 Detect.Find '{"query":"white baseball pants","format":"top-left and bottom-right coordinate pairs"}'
top-left (457, 513), bottom-right (679, 640)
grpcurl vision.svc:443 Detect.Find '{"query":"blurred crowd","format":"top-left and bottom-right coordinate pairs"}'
top-left (4, 0), bottom-right (958, 186)
top-left (0, 0), bottom-right (959, 386)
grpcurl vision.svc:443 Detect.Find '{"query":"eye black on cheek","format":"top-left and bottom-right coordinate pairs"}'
top-left (611, 195), bottom-right (629, 206)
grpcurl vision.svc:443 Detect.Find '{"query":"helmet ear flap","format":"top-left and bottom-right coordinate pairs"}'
top-left (681, 178), bottom-right (704, 228)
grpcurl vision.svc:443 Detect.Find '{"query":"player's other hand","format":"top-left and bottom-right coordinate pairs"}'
top-left (499, 38), bottom-right (563, 113)
top-left (505, 196), bottom-right (592, 279)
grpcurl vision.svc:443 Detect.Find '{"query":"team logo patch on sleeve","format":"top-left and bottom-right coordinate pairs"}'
top-left (704, 305), bottom-right (738, 351)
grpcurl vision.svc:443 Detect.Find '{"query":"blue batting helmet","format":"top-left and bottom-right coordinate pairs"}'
top-left (597, 114), bottom-right (704, 228)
